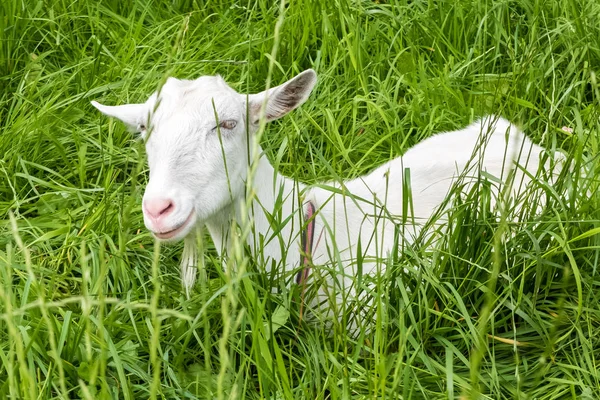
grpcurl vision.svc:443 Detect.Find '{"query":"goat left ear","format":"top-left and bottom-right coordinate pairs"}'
top-left (246, 69), bottom-right (317, 124)
top-left (91, 101), bottom-right (149, 133)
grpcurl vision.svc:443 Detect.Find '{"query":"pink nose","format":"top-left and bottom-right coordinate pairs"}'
top-left (144, 198), bottom-right (174, 220)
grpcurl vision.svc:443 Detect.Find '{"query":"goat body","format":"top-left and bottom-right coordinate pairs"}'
top-left (92, 70), bottom-right (562, 308)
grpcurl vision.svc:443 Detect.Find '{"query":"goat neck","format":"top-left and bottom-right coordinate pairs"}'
top-left (204, 148), bottom-right (306, 273)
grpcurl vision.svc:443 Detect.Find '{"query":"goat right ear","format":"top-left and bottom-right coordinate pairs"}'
top-left (246, 69), bottom-right (317, 125)
top-left (91, 101), bottom-right (148, 132)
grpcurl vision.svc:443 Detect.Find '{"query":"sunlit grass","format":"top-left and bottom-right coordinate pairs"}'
top-left (0, 0), bottom-right (599, 398)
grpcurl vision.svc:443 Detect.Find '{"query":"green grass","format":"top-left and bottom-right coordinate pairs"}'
top-left (1, 0), bottom-right (599, 398)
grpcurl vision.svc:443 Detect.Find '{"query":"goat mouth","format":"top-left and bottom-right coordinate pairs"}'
top-left (153, 211), bottom-right (195, 240)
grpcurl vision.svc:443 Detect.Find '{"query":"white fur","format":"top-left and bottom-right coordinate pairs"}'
top-left (92, 70), bottom-right (563, 319)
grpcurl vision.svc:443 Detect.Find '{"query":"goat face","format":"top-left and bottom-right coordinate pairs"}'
top-left (92, 70), bottom-right (317, 241)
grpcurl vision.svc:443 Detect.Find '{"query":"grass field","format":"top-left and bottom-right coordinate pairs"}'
top-left (1, 0), bottom-right (600, 398)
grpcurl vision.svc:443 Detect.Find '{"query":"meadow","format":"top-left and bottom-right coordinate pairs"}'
top-left (1, 0), bottom-right (599, 398)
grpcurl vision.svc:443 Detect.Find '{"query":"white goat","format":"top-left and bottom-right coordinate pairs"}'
top-left (92, 69), bottom-right (563, 319)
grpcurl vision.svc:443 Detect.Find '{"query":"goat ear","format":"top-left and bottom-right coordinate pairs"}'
top-left (247, 69), bottom-right (317, 124)
top-left (91, 101), bottom-right (148, 132)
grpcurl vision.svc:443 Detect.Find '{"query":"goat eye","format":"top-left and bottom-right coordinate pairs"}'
top-left (218, 120), bottom-right (237, 130)
top-left (138, 124), bottom-right (146, 131)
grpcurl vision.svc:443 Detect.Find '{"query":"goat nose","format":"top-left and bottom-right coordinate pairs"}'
top-left (144, 198), bottom-right (175, 219)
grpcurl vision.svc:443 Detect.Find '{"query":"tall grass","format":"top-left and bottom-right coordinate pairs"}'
top-left (1, 0), bottom-right (599, 398)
